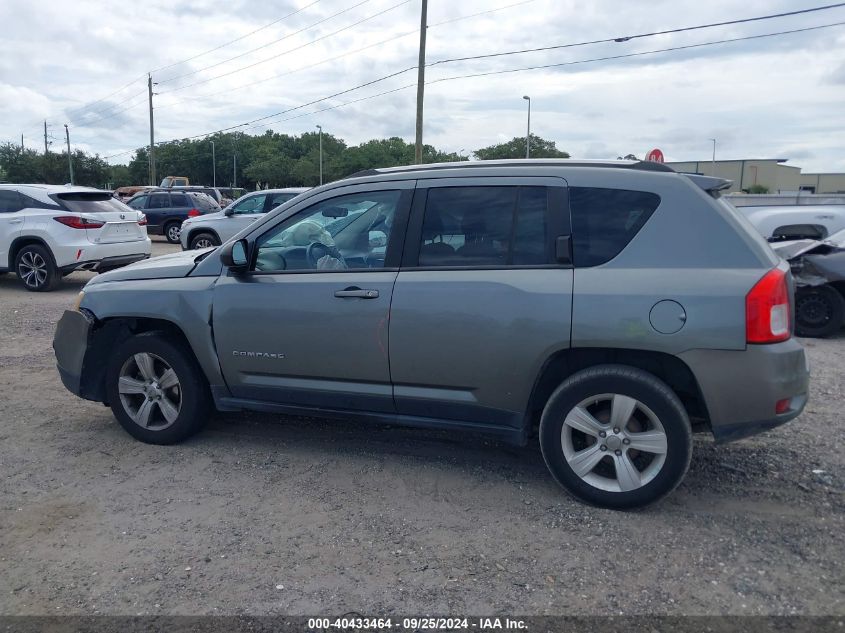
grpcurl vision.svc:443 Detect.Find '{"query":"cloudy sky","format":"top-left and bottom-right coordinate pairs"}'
top-left (1, 0), bottom-right (844, 171)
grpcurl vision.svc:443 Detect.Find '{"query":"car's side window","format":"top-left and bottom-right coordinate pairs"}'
top-left (170, 193), bottom-right (191, 207)
top-left (268, 193), bottom-right (296, 209)
top-left (417, 186), bottom-right (551, 267)
top-left (569, 187), bottom-right (661, 267)
top-left (148, 193), bottom-right (170, 210)
top-left (127, 196), bottom-right (147, 210)
top-left (0, 190), bottom-right (23, 213)
top-left (232, 194), bottom-right (266, 215)
top-left (253, 190), bottom-right (402, 273)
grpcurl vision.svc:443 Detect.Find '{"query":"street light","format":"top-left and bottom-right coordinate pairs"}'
top-left (710, 138), bottom-right (717, 176)
top-left (523, 96), bottom-right (531, 159)
top-left (210, 140), bottom-right (216, 188)
top-left (316, 125), bottom-right (323, 186)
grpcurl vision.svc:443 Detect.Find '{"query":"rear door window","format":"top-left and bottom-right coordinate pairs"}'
top-left (0, 190), bottom-right (23, 213)
top-left (415, 186), bottom-right (552, 267)
top-left (148, 194), bottom-right (171, 210)
top-left (569, 187), bottom-right (660, 266)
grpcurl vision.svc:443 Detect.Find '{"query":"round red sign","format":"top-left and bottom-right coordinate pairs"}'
top-left (645, 148), bottom-right (665, 163)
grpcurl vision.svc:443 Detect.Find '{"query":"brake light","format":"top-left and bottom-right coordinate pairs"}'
top-left (53, 216), bottom-right (105, 230)
top-left (187, 208), bottom-right (201, 218)
top-left (138, 214), bottom-right (148, 226)
top-left (746, 268), bottom-right (790, 344)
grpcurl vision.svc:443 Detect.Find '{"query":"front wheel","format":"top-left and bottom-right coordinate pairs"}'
top-left (539, 365), bottom-right (692, 510)
top-left (105, 334), bottom-right (211, 444)
top-left (164, 222), bottom-right (182, 244)
top-left (189, 232), bottom-right (220, 250)
top-left (795, 285), bottom-right (845, 338)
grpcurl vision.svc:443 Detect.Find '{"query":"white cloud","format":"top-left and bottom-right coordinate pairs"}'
top-left (1, 0), bottom-right (844, 171)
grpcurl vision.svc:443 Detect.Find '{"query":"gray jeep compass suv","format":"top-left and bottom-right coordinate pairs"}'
top-left (53, 160), bottom-right (809, 509)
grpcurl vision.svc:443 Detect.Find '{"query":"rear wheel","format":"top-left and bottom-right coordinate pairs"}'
top-left (795, 285), bottom-right (845, 338)
top-left (539, 365), bottom-right (692, 510)
top-left (189, 232), bottom-right (220, 250)
top-left (15, 244), bottom-right (60, 292)
top-left (164, 222), bottom-right (182, 244)
top-left (105, 334), bottom-right (210, 444)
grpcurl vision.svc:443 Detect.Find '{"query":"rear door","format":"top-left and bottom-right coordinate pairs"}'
top-left (389, 177), bottom-right (573, 430)
top-left (0, 190), bottom-right (25, 269)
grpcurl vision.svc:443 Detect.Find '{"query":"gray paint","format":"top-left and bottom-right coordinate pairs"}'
top-left (58, 159), bottom-right (809, 444)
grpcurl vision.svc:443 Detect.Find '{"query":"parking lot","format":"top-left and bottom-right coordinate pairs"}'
top-left (1, 237), bottom-right (843, 616)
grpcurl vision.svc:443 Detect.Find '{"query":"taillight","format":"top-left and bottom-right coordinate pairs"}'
top-left (53, 216), bottom-right (105, 230)
top-left (187, 208), bottom-right (201, 218)
top-left (138, 214), bottom-right (148, 226)
top-left (746, 267), bottom-right (790, 344)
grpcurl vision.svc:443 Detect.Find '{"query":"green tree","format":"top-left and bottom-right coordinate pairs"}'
top-left (745, 184), bottom-right (770, 194)
top-left (473, 134), bottom-right (569, 160)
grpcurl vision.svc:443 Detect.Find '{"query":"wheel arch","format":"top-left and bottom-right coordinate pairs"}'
top-left (9, 235), bottom-right (54, 269)
top-left (79, 315), bottom-right (216, 404)
top-left (185, 226), bottom-right (221, 247)
top-left (524, 347), bottom-right (710, 440)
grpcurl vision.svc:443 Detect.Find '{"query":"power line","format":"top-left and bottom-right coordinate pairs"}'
top-left (150, 0), bottom-right (324, 74)
top-left (158, 0), bottom-right (412, 94)
top-left (427, 1), bottom-right (845, 67)
top-left (425, 20), bottom-right (845, 83)
top-left (157, 0), bottom-right (375, 85)
top-left (102, 19), bottom-right (845, 161)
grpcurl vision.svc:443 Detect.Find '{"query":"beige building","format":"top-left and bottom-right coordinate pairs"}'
top-left (664, 159), bottom-right (845, 194)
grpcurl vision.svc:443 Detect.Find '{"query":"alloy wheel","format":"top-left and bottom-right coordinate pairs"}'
top-left (118, 353), bottom-right (182, 431)
top-left (18, 251), bottom-right (48, 289)
top-left (194, 237), bottom-right (214, 249)
top-left (167, 225), bottom-right (181, 242)
top-left (561, 393), bottom-right (668, 492)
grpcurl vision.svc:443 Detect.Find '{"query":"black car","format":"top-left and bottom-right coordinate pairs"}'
top-left (126, 190), bottom-right (219, 243)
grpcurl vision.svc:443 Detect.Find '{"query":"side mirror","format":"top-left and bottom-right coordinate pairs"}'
top-left (224, 207), bottom-right (235, 217)
top-left (220, 239), bottom-right (249, 273)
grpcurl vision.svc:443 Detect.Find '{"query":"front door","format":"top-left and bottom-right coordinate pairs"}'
top-left (389, 177), bottom-right (573, 430)
top-left (212, 182), bottom-right (414, 413)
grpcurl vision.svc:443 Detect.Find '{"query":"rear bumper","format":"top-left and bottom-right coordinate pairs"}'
top-left (678, 338), bottom-right (810, 443)
top-left (53, 309), bottom-right (94, 399)
top-left (61, 253), bottom-right (150, 274)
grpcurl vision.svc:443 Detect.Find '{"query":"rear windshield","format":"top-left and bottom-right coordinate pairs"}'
top-left (52, 192), bottom-right (132, 215)
top-left (190, 194), bottom-right (219, 210)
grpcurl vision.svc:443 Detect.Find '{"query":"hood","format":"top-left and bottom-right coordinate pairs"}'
top-left (86, 248), bottom-right (214, 285)
top-left (184, 210), bottom-right (225, 224)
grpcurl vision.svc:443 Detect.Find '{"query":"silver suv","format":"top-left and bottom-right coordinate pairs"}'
top-left (53, 160), bottom-right (809, 509)
top-left (180, 187), bottom-right (309, 250)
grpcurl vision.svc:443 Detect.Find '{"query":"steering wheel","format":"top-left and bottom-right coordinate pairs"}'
top-left (306, 242), bottom-right (345, 269)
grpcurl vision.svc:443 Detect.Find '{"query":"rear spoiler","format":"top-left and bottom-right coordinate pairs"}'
top-left (683, 174), bottom-right (733, 197)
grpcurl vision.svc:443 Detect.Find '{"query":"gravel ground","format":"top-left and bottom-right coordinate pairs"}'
top-left (1, 238), bottom-right (843, 616)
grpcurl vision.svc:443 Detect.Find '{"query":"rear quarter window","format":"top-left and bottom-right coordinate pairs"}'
top-left (570, 187), bottom-right (660, 266)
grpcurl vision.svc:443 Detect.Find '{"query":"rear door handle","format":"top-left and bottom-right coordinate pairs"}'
top-left (9, 218), bottom-right (24, 224)
top-left (334, 287), bottom-right (379, 299)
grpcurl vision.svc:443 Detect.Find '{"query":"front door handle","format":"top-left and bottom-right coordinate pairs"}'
top-left (334, 287), bottom-right (379, 299)
top-left (9, 218), bottom-right (24, 224)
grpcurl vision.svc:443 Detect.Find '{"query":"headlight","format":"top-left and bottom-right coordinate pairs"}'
top-left (72, 291), bottom-right (85, 312)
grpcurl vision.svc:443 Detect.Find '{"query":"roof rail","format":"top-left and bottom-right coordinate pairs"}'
top-left (343, 159), bottom-right (675, 180)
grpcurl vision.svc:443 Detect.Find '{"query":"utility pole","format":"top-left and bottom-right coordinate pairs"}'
top-left (233, 154), bottom-right (237, 188)
top-left (64, 124), bottom-right (74, 185)
top-left (414, 0), bottom-right (428, 164)
top-left (316, 125), bottom-right (323, 185)
top-left (211, 140), bottom-right (216, 187)
top-left (710, 138), bottom-right (717, 176)
top-left (523, 96), bottom-right (531, 158)
top-left (148, 74), bottom-right (156, 186)
top-left (44, 121), bottom-right (49, 154)
top-left (21, 134), bottom-right (24, 150)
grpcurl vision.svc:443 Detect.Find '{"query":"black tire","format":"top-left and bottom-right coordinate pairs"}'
top-left (105, 333), bottom-right (211, 445)
top-left (189, 231), bottom-right (220, 250)
top-left (794, 285), bottom-right (845, 338)
top-left (164, 221), bottom-right (182, 244)
top-left (539, 365), bottom-right (692, 510)
top-left (15, 243), bottom-right (61, 292)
